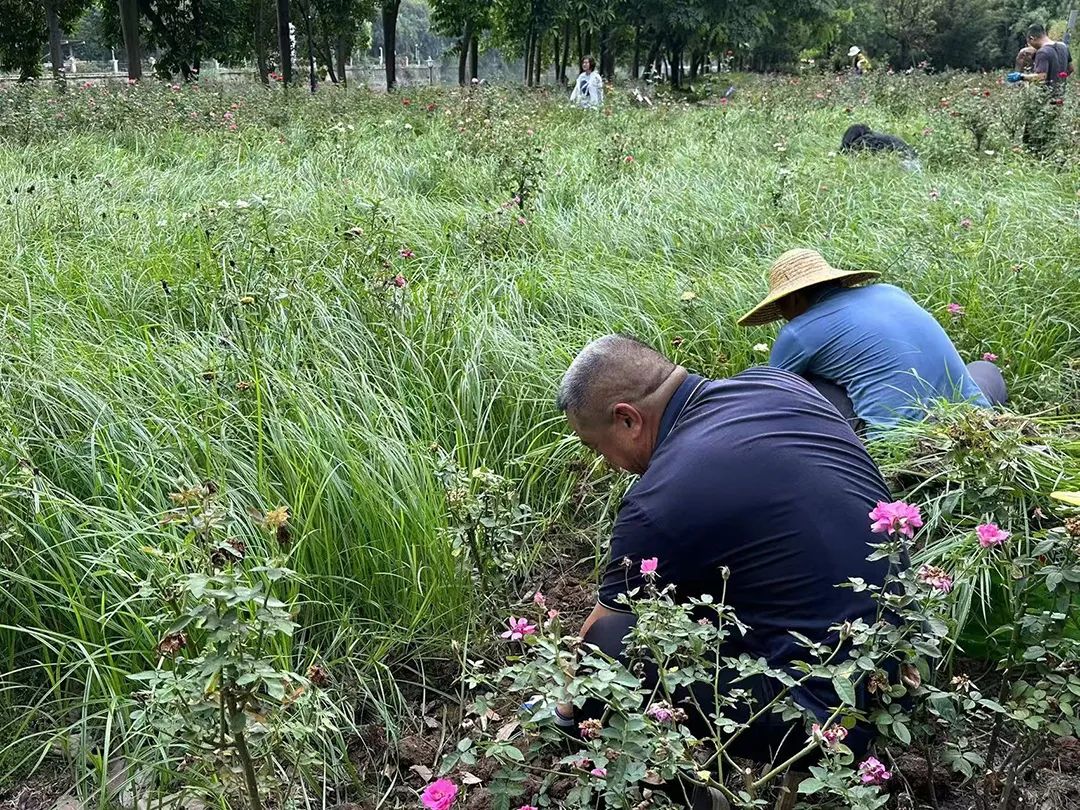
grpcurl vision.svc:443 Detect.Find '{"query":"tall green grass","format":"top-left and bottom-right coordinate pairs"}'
top-left (0, 73), bottom-right (1077, 794)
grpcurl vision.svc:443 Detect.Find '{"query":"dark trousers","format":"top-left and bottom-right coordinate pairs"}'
top-left (807, 360), bottom-right (1008, 436)
top-left (579, 613), bottom-right (872, 767)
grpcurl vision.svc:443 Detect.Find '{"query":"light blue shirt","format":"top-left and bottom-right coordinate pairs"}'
top-left (769, 284), bottom-right (988, 429)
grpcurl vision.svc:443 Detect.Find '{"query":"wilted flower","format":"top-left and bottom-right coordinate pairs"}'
top-left (646, 702), bottom-right (674, 723)
top-left (640, 557), bottom-right (659, 577)
top-left (262, 506), bottom-right (290, 531)
top-left (976, 522), bottom-right (1009, 548)
top-left (532, 591), bottom-right (546, 607)
top-left (501, 616), bottom-right (536, 641)
top-left (917, 564), bottom-right (953, 593)
top-left (753, 342), bottom-right (769, 354)
top-left (811, 723), bottom-right (848, 749)
top-left (393, 274), bottom-right (408, 288)
top-left (157, 631), bottom-right (189, 657)
top-left (946, 302), bottom-right (964, 316)
top-left (960, 218), bottom-right (972, 229)
top-left (236, 380), bottom-right (252, 391)
top-left (867, 670), bottom-right (890, 694)
top-left (306, 664), bottom-right (330, 687)
top-left (929, 188), bottom-right (940, 200)
top-left (579, 718), bottom-right (603, 739)
top-left (239, 295), bottom-right (255, 305)
top-left (900, 662), bottom-right (922, 689)
top-left (869, 500), bottom-right (923, 538)
top-left (624, 155), bottom-right (634, 162)
top-left (421, 779), bottom-right (458, 810)
top-left (950, 674), bottom-right (973, 692)
top-left (858, 756), bottom-right (892, 785)
top-left (399, 248), bottom-right (415, 259)
top-left (982, 352), bottom-right (998, 362)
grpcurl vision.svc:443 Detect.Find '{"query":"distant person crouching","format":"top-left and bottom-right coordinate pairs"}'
top-left (570, 56), bottom-right (603, 109)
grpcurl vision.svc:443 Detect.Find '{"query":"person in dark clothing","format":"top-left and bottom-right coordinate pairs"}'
top-left (552, 335), bottom-right (902, 809)
top-left (1008, 24), bottom-right (1073, 153)
top-left (841, 123), bottom-right (915, 156)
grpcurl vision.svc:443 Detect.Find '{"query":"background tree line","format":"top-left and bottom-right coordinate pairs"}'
top-left (0, 0), bottom-right (1073, 88)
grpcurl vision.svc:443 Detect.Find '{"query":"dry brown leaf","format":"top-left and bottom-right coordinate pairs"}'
top-left (495, 720), bottom-right (519, 741)
top-left (409, 765), bottom-right (433, 782)
top-left (461, 772), bottom-right (482, 786)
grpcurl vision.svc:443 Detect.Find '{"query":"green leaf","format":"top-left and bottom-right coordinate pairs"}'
top-left (798, 777), bottom-right (826, 794)
top-left (893, 721), bottom-right (911, 744)
top-left (833, 675), bottom-right (856, 707)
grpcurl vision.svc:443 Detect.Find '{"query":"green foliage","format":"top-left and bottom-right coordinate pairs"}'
top-left (0, 74), bottom-right (1076, 804)
top-left (125, 483), bottom-right (352, 810)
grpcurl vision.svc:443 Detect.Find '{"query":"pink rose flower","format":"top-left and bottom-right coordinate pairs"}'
top-left (946, 302), bottom-right (964, 316)
top-left (982, 352), bottom-right (998, 362)
top-left (500, 616), bottom-right (536, 641)
top-left (858, 756), bottom-right (892, 785)
top-left (421, 779), bottom-right (458, 810)
top-left (976, 523), bottom-right (1009, 548)
top-left (917, 564), bottom-right (954, 593)
top-left (868, 501), bottom-right (923, 538)
top-left (590, 767), bottom-right (607, 778)
top-left (532, 591), bottom-right (546, 607)
top-left (640, 557), bottom-right (659, 577)
top-left (393, 274), bottom-right (408, 288)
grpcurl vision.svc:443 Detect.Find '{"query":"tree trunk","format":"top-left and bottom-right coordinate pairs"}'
top-left (335, 36), bottom-right (348, 87)
top-left (533, 33), bottom-right (542, 85)
top-left (560, 22), bottom-right (570, 83)
top-left (276, 0), bottom-right (291, 84)
top-left (645, 39), bottom-right (662, 75)
top-left (458, 20), bottom-right (472, 85)
top-left (469, 33), bottom-right (478, 80)
top-left (118, 0), bottom-right (142, 80)
top-left (669, 48), bottom-right (680, 87)
top-left (575, 20), bottom-right (583, 67)
top-left (632, 27), bottom-right (641, 78)
top-left (191, 0), bottom-right (204, 78)
top-left (457, 32), bottom-right (469, 85)
top-left (524, 29), bottom-right (533, 85)
top-left (599, 28), bottom-right (615, 77)
top-left (46, 0), bottom-right (64, 84)
top-left (382, 1), bottom-right (400, 90)
top-left (297, 0), bottom-right (317, 91)
top-left (255, 0), bottom-right (271, 85)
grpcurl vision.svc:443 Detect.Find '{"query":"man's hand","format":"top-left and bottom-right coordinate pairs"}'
top-left (554, 602), bottom-right (624, 720)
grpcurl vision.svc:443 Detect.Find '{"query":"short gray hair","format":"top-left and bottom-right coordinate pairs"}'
top-left (556, 334), bottom-right (675, 420)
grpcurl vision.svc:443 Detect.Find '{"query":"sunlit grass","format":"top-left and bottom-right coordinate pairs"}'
top-left (0, 72), bottom-right (1077, 796)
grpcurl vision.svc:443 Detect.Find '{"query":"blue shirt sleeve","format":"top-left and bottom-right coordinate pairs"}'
top-left (769, 324), bottom-right (810, 374)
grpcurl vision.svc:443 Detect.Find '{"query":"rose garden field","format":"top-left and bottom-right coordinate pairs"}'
top-left (1, 71), bottom-right (1079, 809)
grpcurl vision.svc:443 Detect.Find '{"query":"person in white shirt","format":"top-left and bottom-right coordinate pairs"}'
top-left (569, 56), bottom-right (603, 109)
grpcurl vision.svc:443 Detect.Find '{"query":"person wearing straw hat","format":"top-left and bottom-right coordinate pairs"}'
top-left (738, 249), bottom-right (1006, 434)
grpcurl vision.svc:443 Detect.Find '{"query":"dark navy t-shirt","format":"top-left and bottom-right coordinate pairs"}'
top-left (598, 367), bottom-right (893, 719)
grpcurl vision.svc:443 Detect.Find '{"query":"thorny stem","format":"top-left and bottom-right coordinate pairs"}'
top-left (227, 688), bottom-right (264, 810)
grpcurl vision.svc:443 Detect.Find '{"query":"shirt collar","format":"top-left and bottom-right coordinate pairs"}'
top-left (655, 373), bottom-right (703, 449)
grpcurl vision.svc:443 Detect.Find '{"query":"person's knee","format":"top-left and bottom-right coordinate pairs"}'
top-left (582, 611), bottom-right (637, 661)
top-left (967, 360), bottom-right (1008, 406)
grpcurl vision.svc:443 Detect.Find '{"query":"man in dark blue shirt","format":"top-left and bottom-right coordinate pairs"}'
top-left (555, 335), bottom-right (898, 787)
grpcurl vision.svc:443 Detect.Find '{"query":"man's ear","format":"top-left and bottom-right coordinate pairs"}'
top-left (612, 402), bottom-right (642, 431)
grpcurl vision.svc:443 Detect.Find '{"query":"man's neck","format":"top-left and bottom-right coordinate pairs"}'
top-left (645, 366), bottom-right (690, 450)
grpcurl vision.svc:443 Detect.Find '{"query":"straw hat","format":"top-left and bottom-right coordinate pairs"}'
top-left (737, 249), bottom-right (879, 327)
top-left (848, 46), bottom-right (861, 57)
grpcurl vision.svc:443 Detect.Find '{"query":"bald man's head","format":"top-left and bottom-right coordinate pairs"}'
top-left (557, 335), bottom-right (686, 474)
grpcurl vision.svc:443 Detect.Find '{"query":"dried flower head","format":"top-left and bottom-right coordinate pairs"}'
top-left (157, 631), bottom-right (189, 658)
